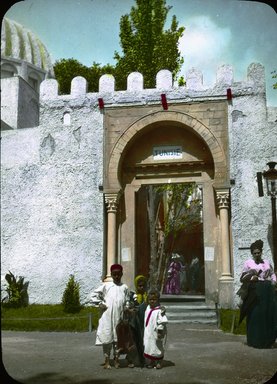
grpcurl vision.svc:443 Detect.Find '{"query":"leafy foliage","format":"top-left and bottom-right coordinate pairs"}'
top-left (62, 275), bottom-right (81, 313)
top-left (53, 1), bottom-right (185, 93)
top-left (155, 183), bottom-right (202, 240)
top-left (54, 58), bottom-right (114, 94)
top-left (178, 76), bottom-right (186, 86)
top-left (272, 70), bottom-right (277, 89)
top-left (147, 183), bottom-right (202, 289)
top-left (2, 271), bottom-right (29, 308)
top-left (113, 0), bottom-right (185, 89)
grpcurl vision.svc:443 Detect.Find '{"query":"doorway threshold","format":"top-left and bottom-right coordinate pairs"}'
top-left (160, 294), bottom-right (205, 302)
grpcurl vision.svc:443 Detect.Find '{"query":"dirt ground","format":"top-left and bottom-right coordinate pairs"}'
top-left (1, 323), bottom-right (277, 384)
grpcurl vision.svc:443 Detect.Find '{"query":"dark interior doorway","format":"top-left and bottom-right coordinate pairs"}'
top-left (135, 183), bottom-right (205, 295)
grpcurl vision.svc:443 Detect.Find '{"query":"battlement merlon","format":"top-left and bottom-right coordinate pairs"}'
top-left (39, 62), bottom-right (266, 105)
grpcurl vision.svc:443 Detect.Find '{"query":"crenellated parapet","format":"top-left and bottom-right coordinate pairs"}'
top-left (40, 63), bottom-right (266, 105)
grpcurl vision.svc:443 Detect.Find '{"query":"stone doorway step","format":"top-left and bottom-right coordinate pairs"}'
top-left (160, 295), bottom-right (218, 325)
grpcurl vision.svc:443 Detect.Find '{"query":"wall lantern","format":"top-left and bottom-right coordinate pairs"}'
top-left (161, 94), bottom-right (168, 110)
top-left (258, 161), bottom-right (277, 271)
top-left (98, 98), bottom-right (104, 110)
top-left (263, 161), bottom-right (277, 197)
top-left (226, 88), bottom-right (232, 101)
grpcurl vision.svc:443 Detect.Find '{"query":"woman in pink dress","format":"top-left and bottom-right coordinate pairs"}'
top-left (238, 239), bottom-right (277, 348)
top-left (163, 254), bottom-right (183, 294)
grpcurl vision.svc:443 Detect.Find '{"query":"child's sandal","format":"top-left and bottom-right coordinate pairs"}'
top-left (103, 357), bottom-right (111, 369)
top-left (155, 362), bottom-right (162, 369)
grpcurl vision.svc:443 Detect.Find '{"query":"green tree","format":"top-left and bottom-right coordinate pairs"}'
top-left (53, 1), bottom-right (184, 93)
top-left (113, 0), bottom-right (185, 90)
top-left (157, 183), bottom-right (202, 242)
top-left (54, 58), bottom-right (86, 94)
top-left (54, 58), bottom-right (114, 94)
top-left (62, 274), bottom-right (81, 313)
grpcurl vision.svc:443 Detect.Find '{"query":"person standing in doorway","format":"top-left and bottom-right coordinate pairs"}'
top-left (163, 254), bottom-right (183, 295)
top-left (188, 255), bottom-right (200, 293)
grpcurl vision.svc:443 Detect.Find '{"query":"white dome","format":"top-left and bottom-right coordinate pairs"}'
top-left (1, 17), bottom-right (54, 77)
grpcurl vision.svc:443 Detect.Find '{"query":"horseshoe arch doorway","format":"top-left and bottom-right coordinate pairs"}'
top-left (117, 119), bottom-right (217, 298)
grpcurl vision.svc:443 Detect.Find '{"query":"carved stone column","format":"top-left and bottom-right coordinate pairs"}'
top-left (104, 192), bottom-right (120, 281)
top-left (216, 189), bottom-right (234, 308)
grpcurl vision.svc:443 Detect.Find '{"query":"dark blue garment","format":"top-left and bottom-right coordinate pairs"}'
top-left (128, 291), bottom-right (147, 366)
top-left (246, 281), bottom-right (277, 348)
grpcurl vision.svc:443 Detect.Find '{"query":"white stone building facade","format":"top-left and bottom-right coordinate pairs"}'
top-left (1, 18), bottom-right (276, 308)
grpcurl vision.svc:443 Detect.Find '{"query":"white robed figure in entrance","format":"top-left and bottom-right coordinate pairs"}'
top-left (143, 289), bottom-right (168, 369)
top-left (86, 264), bottom-right (130, 369)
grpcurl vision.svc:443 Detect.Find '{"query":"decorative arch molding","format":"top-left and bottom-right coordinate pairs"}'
top-left (1, 62), bottom-right (18, 77)
top-left (106, 110), bottom-right (227, 191)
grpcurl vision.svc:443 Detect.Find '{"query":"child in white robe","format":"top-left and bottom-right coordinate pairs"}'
top-left (86, 264), bottom-right (129, 369)
top-left (143, 289), bottom-right (168, 369)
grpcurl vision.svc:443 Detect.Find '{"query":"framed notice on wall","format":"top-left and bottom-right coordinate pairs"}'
top-left (121, 247), bottom-right (131, 262)
top-left (204, 247), bottom-right (214, 261)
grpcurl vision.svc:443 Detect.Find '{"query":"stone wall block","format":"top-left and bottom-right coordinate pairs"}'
top-left (71, 76), bottom-right (88, 97)
top-left (186, 68), bottom-right (204, 90)
top-left (40, 79), bottom-right (59, 99)
top-left (115, 142), bottom-right (125, 151)
top-left (99, 74), bottom-right (115, 93)
top-left (127, 72), bottom-right (143, 91)
top-left (156, 69), bottom-right (173, 89)
top-left (216, 64), bottom-right (233, 86)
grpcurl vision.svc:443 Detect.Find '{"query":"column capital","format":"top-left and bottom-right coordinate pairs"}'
top-left (104, 192), bottom-right (120, 213)
top-left (215, 189), bottom-right (230, 209)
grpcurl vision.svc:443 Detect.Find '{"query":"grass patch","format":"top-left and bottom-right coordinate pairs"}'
top-left (2, 305), bottom-right (247, 335)
top-left (219, 309), bottom-right (246, 335)
top-left (1, 304), bottom-right (99, 332)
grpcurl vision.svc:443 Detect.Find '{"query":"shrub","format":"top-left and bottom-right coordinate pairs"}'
top-left (62, 275), bottom-right (81, 313)
top-left (2, 271), bottom-right (29, 308)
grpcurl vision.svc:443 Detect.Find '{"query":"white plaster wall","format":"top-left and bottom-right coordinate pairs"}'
top-left (228, 93), bottom-right (277, 304)
top-left (2, 64), bottom-right (276, 306)
top-left (1, 106), bottom-right (104, 304)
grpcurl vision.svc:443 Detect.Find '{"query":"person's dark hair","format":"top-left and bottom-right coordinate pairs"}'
top-left (250, 239), bottom-right (263, 254)
top-left (148, 289), bottom-right (160, 299)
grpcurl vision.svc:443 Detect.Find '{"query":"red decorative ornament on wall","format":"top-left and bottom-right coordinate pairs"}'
top-left (227, 88), bottom-right (232, 101)
top-left (98, 98), bottom-right (104, 109)
top-left (161, 93), bottom-right (168, 110)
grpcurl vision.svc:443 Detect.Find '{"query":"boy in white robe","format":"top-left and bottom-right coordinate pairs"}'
top-left (143, 289), bottom-right (168, 369)
top-left (86, 264), bottom-right (129, 369)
